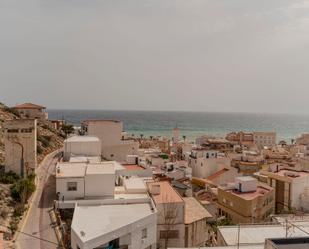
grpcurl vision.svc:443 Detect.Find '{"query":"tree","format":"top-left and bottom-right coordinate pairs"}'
top-left (159, 195), bottom-right (180, 249)
top-left (182, 135), bottom-right (186, 142)
top-left (61, 123), bottom-right (75, 138)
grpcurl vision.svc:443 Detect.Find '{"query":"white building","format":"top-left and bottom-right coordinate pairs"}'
top-left (71, 199), bottom-right (157, 249)
top-left (63, 136), bottom-right (101, 162)
top-left (81, 120), bottom-right (139, 161)
top-left (217, 221), bottom-right (309, 247)
top-left (4, 119), bottom-right (37, 177)
top-left (56, 162), bottom-right (115, 200)
top-left (189, 149), bottom-right (233, 179)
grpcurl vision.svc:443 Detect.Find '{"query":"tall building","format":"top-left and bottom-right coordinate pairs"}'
top-left (4, 119), bottom-right (37, 177)
top-left (81, 120), bottom-right (139, 161)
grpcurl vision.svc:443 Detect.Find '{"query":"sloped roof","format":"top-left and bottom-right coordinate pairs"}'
top-left (207, 168), bottom-right (229, 181)
top-left (183, 197), bottom-right (212, 224)
top-left (71, 203), bottom-right (153, 244)
top-left (14, 102), bottom-right (46, 109)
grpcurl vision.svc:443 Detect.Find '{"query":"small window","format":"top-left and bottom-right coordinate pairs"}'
top-left (142, 228), bottom-right (147, 239)
top-left (67, 182), bottom-right (77, 191)
top-left (7, 129), bottom-right (19, 133)
top-left (110, 154), bottom-right (114, 157)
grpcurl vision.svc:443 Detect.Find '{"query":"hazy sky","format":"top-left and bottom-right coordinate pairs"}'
top-left (1, 0), bottom-right (309, 113)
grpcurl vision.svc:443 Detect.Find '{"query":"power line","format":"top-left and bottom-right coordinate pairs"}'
top-left (1, 224), bottom-right (59, 246)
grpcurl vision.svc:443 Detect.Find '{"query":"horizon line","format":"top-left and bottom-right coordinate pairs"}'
top-left (46, 108), bottom-right (309, 116)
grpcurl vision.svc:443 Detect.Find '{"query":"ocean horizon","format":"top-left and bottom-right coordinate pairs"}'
top-left (48, 109), bottom-right (309, 142)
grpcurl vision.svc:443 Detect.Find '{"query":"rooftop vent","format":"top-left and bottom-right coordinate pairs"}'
top-left (150, 184), bottom-right (161, 195)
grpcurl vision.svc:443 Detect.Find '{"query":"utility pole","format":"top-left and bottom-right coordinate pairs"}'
top-left (237, 224), bottom-right (240, 249)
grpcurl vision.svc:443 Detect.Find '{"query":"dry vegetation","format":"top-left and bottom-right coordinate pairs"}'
top-left (0, 102), bottom-right (64, 246)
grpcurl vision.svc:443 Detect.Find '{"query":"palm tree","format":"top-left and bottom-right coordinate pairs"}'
top-left (140, 134), bottom-right (144, 139)
top-left (182, 135), bottom-right (186, 142)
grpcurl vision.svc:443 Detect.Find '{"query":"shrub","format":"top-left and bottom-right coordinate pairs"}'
top-left (13, 203), bottom-right (25, 217)
top-left (3, 106), bottom-right (20, 117)
top-left (37, 146), bottom-right (43, 154)
top-left (0, 207), bottom-right (9, 219)
top-left (37, 135), bottom-right (50, 148)
top-left (0, 171), bottom-right (20, 184)
top-left (11, 175), bottom-right (36, 203)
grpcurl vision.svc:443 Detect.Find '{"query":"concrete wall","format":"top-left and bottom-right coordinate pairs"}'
top-left (16, 108), bottom-right (48, 120)
top-left (291, 176), bottom-right (309, 209)
top-left (185, 219), bottom-right (208, 247)
top-left (190, 157), bottom-right (231, 179)
top-left (86, 120), bottom-right (123, 147)
top-left (102, 141), bottom-right (139, 161)
top-left (4, 119), bottom-right (37, 176)
top-left (84, 173), bottom-right (115, 197)
top-left (156, 202), bottom-right (185, 248)
top-left (64, 139), bottom-right (101, 161)
top-left (56, 177), bottom-right (85, 200)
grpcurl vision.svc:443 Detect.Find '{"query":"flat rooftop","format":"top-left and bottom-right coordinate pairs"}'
top-left (267, 237), bottom-right (309, 249)
top-left (123, 164), bottom-right (145, 171)
top-left (236, 176), bottom-right (257, 182)
top-left (169, 245), bottom-right (263, 249)
top-left (56, 162), bottom-right (117, 178)
top-left (123, 178), bottom-right (147, 193)
top-left (147, 181), bottom-right (183, 204)
top-left (71, 203), bottom-right (153, 243)
top-left (65, 135), bottom-right (100, 143)
top-left (86, 164), bottom-right (115, 175)
top-left (222, 185), bottom-right (272, 201)
top-left (69, 156), bottom-right (101, 163)
top-left (219, 222), bottom-right (309, 246)
top-left (56, 163), bottom-right (86, 178)
top-left (183, 197), bottom-right (212, 224)
top-left (275, 169), bottom-right (309, 178)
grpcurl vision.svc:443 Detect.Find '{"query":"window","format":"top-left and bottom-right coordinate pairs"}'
top-left (7, 129), bottom-right (19, 133)
top-left (142, 228), bottom-right (147, 239)
top-left (21, 128), bottom-right (32, 133)
top-left (160, 230), bottom-right (179, 239)
top-left (67, 182), bottom-right (77, 191)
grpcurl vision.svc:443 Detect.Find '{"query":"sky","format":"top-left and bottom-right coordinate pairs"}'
top-left (1, 0), bottom-right (309, 113)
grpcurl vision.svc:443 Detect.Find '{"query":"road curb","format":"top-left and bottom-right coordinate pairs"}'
top-left (13, 149), bottom-right (61, 248)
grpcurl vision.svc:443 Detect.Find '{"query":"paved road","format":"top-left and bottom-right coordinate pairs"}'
top-left (16, 150), bottom-right (62, 249)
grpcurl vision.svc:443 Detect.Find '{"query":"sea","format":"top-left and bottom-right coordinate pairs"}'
top-left (48, 110), bottom-right (309, 142)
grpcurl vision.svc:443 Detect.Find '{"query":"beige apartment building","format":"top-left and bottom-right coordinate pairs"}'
top-left (217, 176), bottom-right (275, 224)
top-left (260, 168), bottom-right (309, 213)
top-left (253, 132), bottom-right (276, 148)
top-left (4, 119), bottom-right (37, 177)
top-left (13, 102), bottom-right (48, 120)
top-left (226, 131), bottom-right (276, 149)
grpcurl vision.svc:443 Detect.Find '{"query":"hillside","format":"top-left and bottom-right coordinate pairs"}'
top-left (0, 102), bottom-right (64, 166)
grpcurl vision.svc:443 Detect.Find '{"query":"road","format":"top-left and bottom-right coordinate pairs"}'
top-left (16, 150), bottom-right (62, 249)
